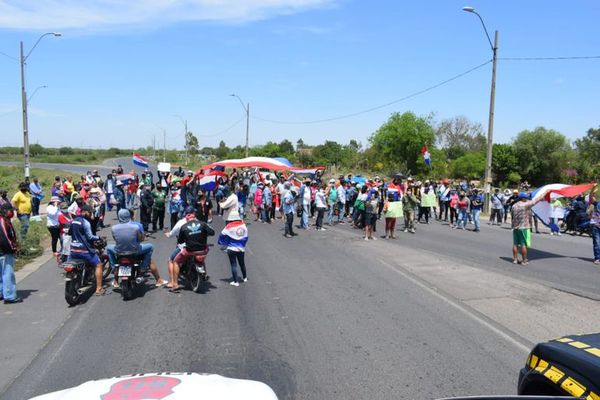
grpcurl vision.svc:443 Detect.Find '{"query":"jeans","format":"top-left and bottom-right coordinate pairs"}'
top-left (262, 205), bottom-right (271, 223)
top-left (17, 213), bottom-right (30, 238)
top-left (592, 225), bottom-right (600, 261)
top-left (0, 254), bottom-right (17, 300)
top-left (32, 197), bottom-right (40, 216)
top-left (107, 243), bottom-right (153, 269)
top-left (490, 208), bottom-right (503, 224)
top-left (550, 217), bottom-right (560, 233)
top-left (316, 207), bottom-right (325, 229)
top-left (227, 250), bottom-right (247, 282)
top-left (301, 204), bottom-right (310, 228)
top-left (127, 192), bottom-right (136, 209)
top-left (106, 193), bottom-right (113, 211)
top-left (285, 213), bottom-right (294, 235)
top-left (472, 209), bottom-right (481, 231)
top-left (337, 202), bottom-right (345, 222)
top-left (457, 210), bottom-right (467, 228)
top-left (327, 206), bottom-right (335, 225)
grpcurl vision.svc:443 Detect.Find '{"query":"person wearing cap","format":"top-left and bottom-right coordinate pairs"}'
top-left (218, 211), bottom-right (249, 287)
top-left (170, 206), bottom-right (215, 292)
top-left (29, 177), bottom-right (43, 216)
top-left (470, 189), bottom-right (484, 232)
top-left (165, 205), bottom-right (194, 287)
top-left (489, 188), bottom-right (505, 226)
top-left (11, 182), bottom-right (32, 239)
top-left (113, 180), bottom-right (126, 212)
top-left (0, 202), bottom-right (21, 303)
top-left (46, 196), bottom-right (63, 256)
top-left (505, 189), bottom-right (520, 223)
top-left (69, 205), bottom-right (105, 295)
top-left (104, 173), bottom-right (116, 211)
top-left (326, 179), bottom-right (337, 226)
top-left (510, 189), bottom-right (548, 265)
top-left (261, 181), bottom-right (273, 224)
top-left (151, 183), bottom-right (167, 232)
top-left (282, 182), bottom-right (297, 237)
top-left (299, 179), bottom-right (311, 229)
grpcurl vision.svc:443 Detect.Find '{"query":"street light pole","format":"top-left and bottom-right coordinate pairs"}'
top-left (20, 32), bottom-right (61, 178)
top-left (230, 94), bottom-right (250, 158)
top-left (463, 7), bottom-right (497, 212)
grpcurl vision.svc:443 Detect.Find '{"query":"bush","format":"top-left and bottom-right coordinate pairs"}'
top-left (13, 217), bottom-right (48, 271)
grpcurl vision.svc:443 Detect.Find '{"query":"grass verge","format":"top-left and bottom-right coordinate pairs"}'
top-left (0, 166), bottom-right (73, 198)
top-left (13, 217), bottom-right (49, 271)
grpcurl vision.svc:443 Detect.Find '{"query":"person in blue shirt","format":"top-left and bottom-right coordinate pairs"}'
top-left (69, 205), bottom-right (105, 295)
top-left (470, 189), bottom-right (484, 232)
top-left (29, 177), bottom-right (43, 216)
top-left (282, 182), bottom-right (296, 237)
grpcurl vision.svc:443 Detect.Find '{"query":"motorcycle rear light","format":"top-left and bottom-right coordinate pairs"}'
top-left (63, 265), bottom-right (75, 272)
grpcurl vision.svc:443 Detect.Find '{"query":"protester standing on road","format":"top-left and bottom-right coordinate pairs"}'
top-left (489, 188), bottom-right (505, 225)
top-left (139, 184), bottom-right (154, 233)
top-left (589, 188), bottom-right (600, 265)
top-left (12, 182), bottom-right (32, 239)
top-left (29, 177), bottom-right (43, 216)
top-left (510, 191), bottom-right (547, 265)
top-left (282, 182), bottom-right (296, 238)
top-left (0, 203), bottom-right (21, 304)
top-left (402, 187), bottom-right (418, 233)
top-left (470, 189), bottom-right (483, 232)
top-left (218, 217), bottom-right (249, 287)
top-left (314, 184), bottom-right (327, 231)
top-left (262, 181), bottom-right (273, 224)
top-left (46, 196), bottom-right (62, 257)
top-left (151, 183), bottom-right (166, 232)
top-left (364, 191), bottom-right (379, 240)
top-left (104, 174), bottom-right (116, 211)
top-left (219, 186), bottom-right (239, 223)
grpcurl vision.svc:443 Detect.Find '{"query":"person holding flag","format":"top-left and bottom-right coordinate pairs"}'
top-left (132, 153), bottom-right (149, 169)
top-left (218, 215), bottom-right (249, 287)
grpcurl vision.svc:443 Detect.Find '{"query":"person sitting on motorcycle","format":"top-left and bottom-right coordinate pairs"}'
top-left (69, 205), bottom-right (105, 295)
top-left (107, 209), bottom-right (167, 288)
top-left (169, 207), bottom-right (215, 292)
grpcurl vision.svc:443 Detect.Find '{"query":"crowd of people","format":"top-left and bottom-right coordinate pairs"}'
top-left (0, 165), bottom-right (599, 304)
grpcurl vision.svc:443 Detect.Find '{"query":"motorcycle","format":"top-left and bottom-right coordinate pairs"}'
top-left (63, 238), bottom-right (108, 306)
top-left (115, 253), bottom-right (144, 301)
top-left (179, 248), bottom-right (210, 293)
top-left (59, 236), bottom-right (111, 280)
top-left (560, 208), bottom-right (592, 236)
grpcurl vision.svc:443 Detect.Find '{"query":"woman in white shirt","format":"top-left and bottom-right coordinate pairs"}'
top-left (314, 185), bottom-right (328, 231)
top-left (46, 196), bottom-right (62, 256)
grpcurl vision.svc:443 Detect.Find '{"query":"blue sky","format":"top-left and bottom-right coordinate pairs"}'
top-left (0, 0), bottom-right (598, 150)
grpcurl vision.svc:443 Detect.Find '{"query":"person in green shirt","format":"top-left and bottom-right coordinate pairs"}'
top-left (151, 183), bottom-right (167, 232)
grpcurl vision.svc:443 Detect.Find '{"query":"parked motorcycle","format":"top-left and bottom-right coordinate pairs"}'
top-left (115, 253), bottom-right (144, 301)
top-left (63, 238), bottom-right (108, 306)
top-left (59, 237), bottom-right (111, 280)
top-left (560, 208), bottom-right (592, 236)
top-left (179, 248), bottom-right (210, 293)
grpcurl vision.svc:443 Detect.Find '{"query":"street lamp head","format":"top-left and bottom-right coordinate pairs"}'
top-left (52, 32), bottom-right (62, 37)
top-left (462, 6), bottom-right (475, 13)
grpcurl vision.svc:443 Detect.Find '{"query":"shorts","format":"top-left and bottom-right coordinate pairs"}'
top-left (169, 247), bottom-right (182, 261)
top-left (365, 213), bottom-right (377, 227)
top-left (513, 228), bottom-right (531, 247)
top-left (70, 251), bottom-right (101, 266)
top-left (174, 247), bottom-right (207, 265)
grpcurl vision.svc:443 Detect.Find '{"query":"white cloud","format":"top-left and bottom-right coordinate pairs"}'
top-left (0, 0), bottom-right (336, 31)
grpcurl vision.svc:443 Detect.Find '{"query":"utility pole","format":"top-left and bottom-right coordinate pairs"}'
top-left (163, 129), bottom-right (166, 162)
top-left (153, 135), bottom-right (156, 160)
top-left (20, 41), bottom-right (30, 178)
top-left (483, 30), bottom-right (499, 213)
top-left (184, 119), bottom-right (188, 165)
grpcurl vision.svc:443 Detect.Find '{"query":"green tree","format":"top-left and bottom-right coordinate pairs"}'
top-left (450, 152), bottom-right (485, 180)
top-left (185, 131), bottom-right (200, 160)
top-left (574, 126), bottom-right (600, 180)
top-left (313, 140), bottom-right (344, 167)
top-left (512, 127), bottom-right (574, 185)
top-left (436, 116), bottom-right (485, 160)
top-left (492, 143), bottom-right (519, 185)
top-left (29, 143), bottom-right (45, 157)
top-left (278, 139), bottom-right (295, 157)
top-left (214, 140), bottom-right (229, 159)
top-left (369, 111), bottom-right (436, 175)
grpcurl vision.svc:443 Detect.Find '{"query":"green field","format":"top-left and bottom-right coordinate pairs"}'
top-left (0, 166), bottom-right (72, 198)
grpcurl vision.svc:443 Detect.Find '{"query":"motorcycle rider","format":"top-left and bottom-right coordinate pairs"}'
top-left (169, 207), bottom-right (215, 292)
top-left (69, 205), bottom-right (105, 295)
top-left (107, 209), bottom-right (167, 288)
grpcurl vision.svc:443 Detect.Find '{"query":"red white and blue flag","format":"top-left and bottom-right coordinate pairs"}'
top-left (218, 220), bottom-right (249, 251)
top-left (531, 183), bottom-right (596, 230)
top-left (132, 153), bottom-right (149, 168)
top-left (421, 146), bottom-right (432, 166)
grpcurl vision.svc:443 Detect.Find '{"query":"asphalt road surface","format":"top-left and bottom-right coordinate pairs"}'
top-left (1, 205), bottom-right (598, 399)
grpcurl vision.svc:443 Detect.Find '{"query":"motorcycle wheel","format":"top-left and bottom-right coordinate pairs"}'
top-left (65, 276), bottom-right (82, 306)
top-left (120, 280), bottom-right (135, 301)
top-left (101, 256), bottom-right (112, 280)
top-left (190, 265), bottom-right (202, 293)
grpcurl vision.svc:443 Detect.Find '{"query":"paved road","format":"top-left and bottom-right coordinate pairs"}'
top-left (2, 206), bottom-right (597, 399)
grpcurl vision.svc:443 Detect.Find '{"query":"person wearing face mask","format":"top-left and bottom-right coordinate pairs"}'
top-left (12, 182), bottom-right (32, 239)
top-left (0, 203), bottom-right (22, 303)
top-left (314, 184), bottom-right (327, 231)
top-left (69, 205), bottom-right (105, 295)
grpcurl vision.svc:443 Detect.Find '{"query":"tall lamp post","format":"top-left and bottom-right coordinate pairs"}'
top-left (174, 114), bottom-right (188, 164)
top-left (20, 32), bottom-right (61, 178)
top-left (230, 94), bottom-right (250, 158)
top-left (463, 6), bottom-right (498, 212)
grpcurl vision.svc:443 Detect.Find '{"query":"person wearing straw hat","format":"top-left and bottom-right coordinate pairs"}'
top-left (46, 196), bottom-right (63, 257)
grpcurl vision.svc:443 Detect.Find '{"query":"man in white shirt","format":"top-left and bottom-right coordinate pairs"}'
top-left (336, 180), bottom-right (347, 223)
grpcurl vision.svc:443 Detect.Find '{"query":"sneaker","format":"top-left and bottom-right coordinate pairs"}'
top-left (403, 229), bottom-right (408, 233)
top-left (364, 237), bottom-right (369, 241)
top-left (557, 232), bottom-right (562, 236)
top-left (283, 234), bottom-right (292, 238)
top-left (243, 278), bottom-right (248, 283)
top-left (4, 297), bottom-right (23, 304)
top-left (371, 237), bottom-right (377, 240)
top-left (410, 229), bottom-right (416, 234)
top-left (230, 281), bottom-right (239, 287)
top-left (319, 227), bottom-right (327, 231)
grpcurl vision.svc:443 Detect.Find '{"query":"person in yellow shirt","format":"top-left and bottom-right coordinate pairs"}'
top-left (11, 182), bottom-right (32, 238)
